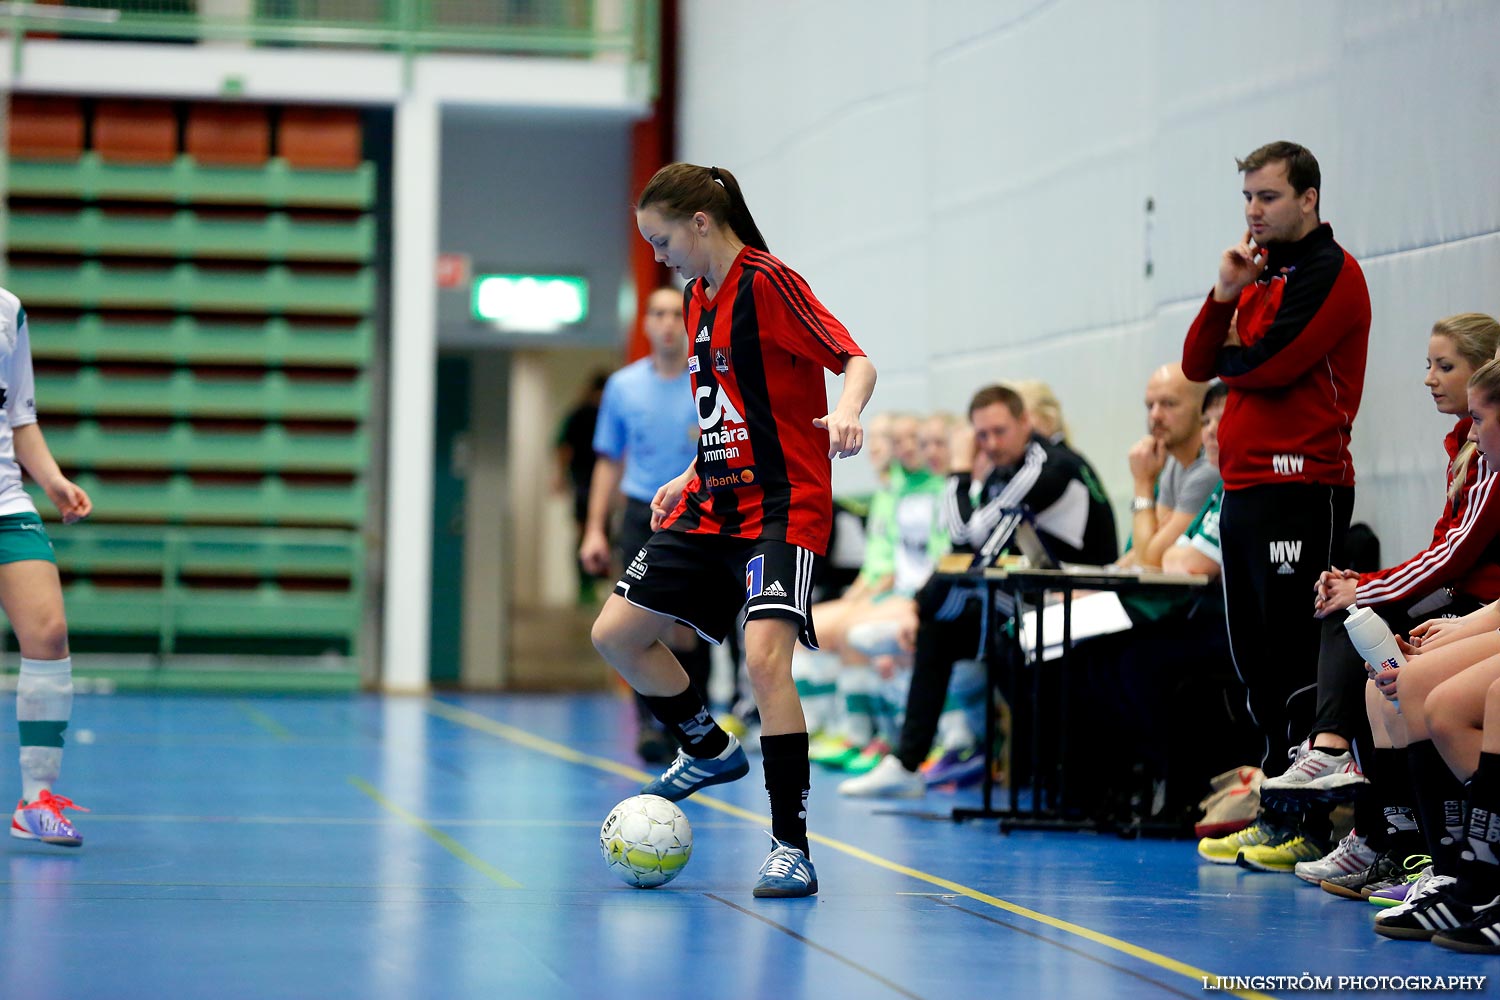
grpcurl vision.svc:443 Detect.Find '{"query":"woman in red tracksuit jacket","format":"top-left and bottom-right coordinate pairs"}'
top-left (1257, 313), bottom-right (1500, 882)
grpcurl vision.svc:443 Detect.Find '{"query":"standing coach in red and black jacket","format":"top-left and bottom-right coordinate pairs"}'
top-left (1182, 141), bottom-right (1371, 804)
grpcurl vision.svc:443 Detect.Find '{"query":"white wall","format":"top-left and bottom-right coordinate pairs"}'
top-left (678, 0), bottom-right (1500, 560)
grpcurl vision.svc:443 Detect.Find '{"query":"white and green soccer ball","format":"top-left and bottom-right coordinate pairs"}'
top-left (600, 794), bottom-right (693, 888)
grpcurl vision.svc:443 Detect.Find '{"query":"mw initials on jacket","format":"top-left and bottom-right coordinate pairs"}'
top-left (1269, 540), bottom-right (1303, 563)
top-left (1272, 453), bottom-right (1305, 476)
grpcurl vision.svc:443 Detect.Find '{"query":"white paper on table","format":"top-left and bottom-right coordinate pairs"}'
top-left (1017, 591), bottom-right (1134, 661)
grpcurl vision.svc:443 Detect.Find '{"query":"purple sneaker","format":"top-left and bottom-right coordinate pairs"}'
top-left (1368, 882), bottom-right (1411, 908)
top-left (924, 746), bottom-right (986, 787)
top-left (1369, 864), bottom-right (1432, 908)
top-left (10, 790), bottom-right (87, 847)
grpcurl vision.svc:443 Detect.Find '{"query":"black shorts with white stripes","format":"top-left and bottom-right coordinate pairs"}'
top-left (614, 529), bottom-right (821, 650)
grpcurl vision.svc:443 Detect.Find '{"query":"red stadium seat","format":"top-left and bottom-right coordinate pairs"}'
top-left (186, 103), bottom-right (271, 167)
top-left (94, 100), bottom-right (177, 164)
top-left (278, 107), bottom-right (362, 170)
top-left (8, 95), bottom-right (85, 161)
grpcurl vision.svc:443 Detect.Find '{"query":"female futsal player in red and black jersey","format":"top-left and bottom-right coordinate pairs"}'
top-left (591, 163), bottom-right (876, 898)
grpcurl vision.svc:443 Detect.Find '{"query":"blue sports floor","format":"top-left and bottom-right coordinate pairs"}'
top-left (2, 691), bottom-right (1497, 999)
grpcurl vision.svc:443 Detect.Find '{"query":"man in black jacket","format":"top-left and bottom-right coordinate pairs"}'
top-left (840, 383), bottom-right (1117, 798)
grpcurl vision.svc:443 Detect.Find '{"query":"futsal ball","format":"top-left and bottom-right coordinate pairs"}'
top-left (600, 794), bottom-right (693, 888)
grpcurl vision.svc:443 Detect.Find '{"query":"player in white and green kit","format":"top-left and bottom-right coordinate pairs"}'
top-left (0, 288), bottom-right (93, 847)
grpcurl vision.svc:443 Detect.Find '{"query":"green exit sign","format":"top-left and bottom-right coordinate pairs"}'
top-left (471, 274), bottom-right (589, 332)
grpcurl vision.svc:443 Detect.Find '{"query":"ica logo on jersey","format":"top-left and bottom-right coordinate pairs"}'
top-left (697, 385), bottom-right (748, 464)
top-left (697, 385), bottom-right (746, 436)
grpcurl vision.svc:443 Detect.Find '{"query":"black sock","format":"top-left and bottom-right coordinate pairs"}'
top-left (1353, 781), bottom-right (1388, 851)
top-left (1259, 802), bottom-right (1293, 832)
top-left (642, 684), bottom-right (729, 759)
top-left (1454, 752), bottom-right (1500, 904)
top-left (761, 732), bottom-right (811, 856)
top-left (1410, 739), bottom-right (1467, 876)
top-left (1371, 747), bottom-right (1423, 856)
top-left (1298, 805), bottom-right (1332, 845)
top-left (672, 640), bottom-right (714, 705)
top-left (1382, 804), bottom-right (1426, 859)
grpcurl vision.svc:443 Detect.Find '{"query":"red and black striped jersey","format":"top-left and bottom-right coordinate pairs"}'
top-left (664, 246), bottom-right (865, 555)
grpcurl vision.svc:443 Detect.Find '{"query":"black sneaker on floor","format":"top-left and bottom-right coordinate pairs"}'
top-left (1373, 878), bottom-right (1468, 940)
top-left (1433, 895), bottom-right (1500, 954)
top-left (1320, 849), bottom-right (1403, 900)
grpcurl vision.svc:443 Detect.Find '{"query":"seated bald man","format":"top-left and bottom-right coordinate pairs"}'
top-left (1118, 364), bottom-right (1215, 570)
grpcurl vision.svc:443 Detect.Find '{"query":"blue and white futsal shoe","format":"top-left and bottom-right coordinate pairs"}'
top-left (11, 790), bottom-right (87, 847)
top-left (752, 832), bottom-right (818, 898)
top-left (641, 735), bottom-right (750, 801)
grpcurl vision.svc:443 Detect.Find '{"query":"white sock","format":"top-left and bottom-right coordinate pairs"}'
top-left (839, 665), bottom-right (879, 745)
top-left (793, 650), bottom-right (841, 733)
top-left (17, 656), bottom-right (72, 803)
top-left (936, 708), bottom-right (976, 752)
top-left (878, 665), bottom-right (913, 741)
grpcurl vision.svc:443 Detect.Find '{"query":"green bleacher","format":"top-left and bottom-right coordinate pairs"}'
top-left (44, 422), bottom-right (367, 473)
top-left (7, 207), bottom-right (376, 262)
top-left (35, 316), bottom-right (374, 367)
top-left (10, 260), bottom-right (376, 314)
top-left (34, 368), bottom-right (369, 420)
top-left (4, 97), bottom-right (376, 672)
top-left (51, 528), bottom-right (363, 654)
top-left (8, 153), bottom-right (376, 208)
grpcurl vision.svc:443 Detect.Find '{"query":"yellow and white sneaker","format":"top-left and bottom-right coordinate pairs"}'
top-left (1197, 817), bottom-right (1276, 865)
top-left (1237, 827), bottom-right (1327, 872)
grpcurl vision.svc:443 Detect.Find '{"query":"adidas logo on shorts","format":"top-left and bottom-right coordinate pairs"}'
top-left (763, 580), bottom-right (788, 598)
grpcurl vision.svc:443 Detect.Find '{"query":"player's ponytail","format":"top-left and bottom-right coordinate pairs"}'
top-left (707, 166), bottom-right (769, 253)
top-left (637, 163), bottom-right (770, 253)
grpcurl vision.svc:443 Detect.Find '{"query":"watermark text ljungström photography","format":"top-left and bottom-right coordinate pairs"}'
top-left (1202, 974), bottom-right (1488, 992)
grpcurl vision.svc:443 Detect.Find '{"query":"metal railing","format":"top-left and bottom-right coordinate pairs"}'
top-left (0, 0), bottom-right (656, 65)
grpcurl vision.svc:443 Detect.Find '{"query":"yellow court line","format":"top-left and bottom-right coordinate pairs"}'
top-left (234, 701), bottom-right (295, 742)
top-left (347, 775), bottom-right (522, 889)
top-left (427, 698), bottom-right (1274, 1000)
top-left (427, 699), bottom-right (649, 782)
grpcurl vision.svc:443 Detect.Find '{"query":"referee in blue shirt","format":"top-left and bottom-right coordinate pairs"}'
top-left (580, 287), bottom-right (707, 763)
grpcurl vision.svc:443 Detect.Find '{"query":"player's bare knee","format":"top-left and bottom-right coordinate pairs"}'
top-left (1401, 665), bottom-right (1440, 717)
top-left (743, 654), bottom-right (771, 688)
top-left (743, 651), bottom-right (790, 698)
top-left (1423, 680), bottom-right (1463, 743)
top-left (591, 617), bottom-right (625, 660)
top-left (19, 616), bottom-right (68, 661)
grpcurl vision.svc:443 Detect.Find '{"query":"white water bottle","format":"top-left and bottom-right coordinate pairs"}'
top-left (1344, 605), bottom-right (1402, 711)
